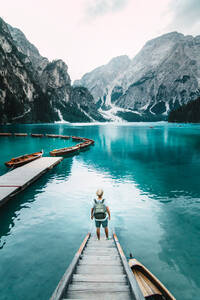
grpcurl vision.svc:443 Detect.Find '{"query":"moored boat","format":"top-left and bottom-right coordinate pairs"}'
top-left (72, 136), bottom-right (84, 141)
top-left (129, 256), bottom-right (175, 300)
top-left (83, 138), bottom-right (95, 144)
top-left (50, 144), bottom-right (80, 156)
top-left (59, 135), bottom-right (71, 139)
top-left (31, 133), bottom-right (44, 137)
top-left (79, 141), bottom-right (93, 149)
top-left (0, 132), bottom-right (12, 136)
top-left (46, 134), bottom-right (60, 138)
top-left (5, 150), bottom-right (43, 168)
top-left (14, 133), bottom-right (28, 136)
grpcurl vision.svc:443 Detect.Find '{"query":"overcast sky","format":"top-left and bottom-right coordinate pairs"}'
top-left (1, 0), bottom-right (200, 81)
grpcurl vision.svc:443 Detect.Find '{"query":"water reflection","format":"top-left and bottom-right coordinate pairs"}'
top-left (0, 123), bottom-right (200, 300)
top-left (79, 124), bottom-right (200, 200)
top-left (157, 198), bottom-right (200, 300)
top-left (0, 158), bottom-right (73, 249)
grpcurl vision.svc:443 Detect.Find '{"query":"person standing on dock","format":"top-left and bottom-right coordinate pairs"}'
top-left (91, 189), bottom-right (111, 240)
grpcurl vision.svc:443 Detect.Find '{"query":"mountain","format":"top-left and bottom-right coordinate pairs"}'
top-left (0, 18), bottom-right (104, 124)
top-left (168, 97), bottom-right (200, 123)
top-left (75, 32), bottom-right (200, 121)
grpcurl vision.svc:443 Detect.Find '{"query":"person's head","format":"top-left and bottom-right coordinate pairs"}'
top-left (96, 188), bottom-right (103, 198)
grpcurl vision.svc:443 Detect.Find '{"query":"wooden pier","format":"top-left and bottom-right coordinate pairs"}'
top-left (0, 157), bottom-right (63, 207)
top-left (50, 233), bottom-right (145, 300)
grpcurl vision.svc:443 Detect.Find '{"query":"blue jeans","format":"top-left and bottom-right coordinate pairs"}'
top-left (95, 218), bottom-right (108, 228)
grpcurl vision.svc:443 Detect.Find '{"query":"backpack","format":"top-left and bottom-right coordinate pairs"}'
top-left (94, 199), bottom-right (107, 220)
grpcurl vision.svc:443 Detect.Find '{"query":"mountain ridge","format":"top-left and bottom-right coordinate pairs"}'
top-left (0, 17), bottom-right (105, 124)
top-left (75, 31), bottom-right (200, 121)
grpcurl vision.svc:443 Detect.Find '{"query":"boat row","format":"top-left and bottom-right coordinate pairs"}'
top-left (4, 136), bottom-right (95, 168)
top-left (50, 138), bottom-right (94, 156)
top-left (0, 132), bottom-right (71, 138)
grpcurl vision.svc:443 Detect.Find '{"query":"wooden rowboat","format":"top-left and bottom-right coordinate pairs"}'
top-left (0, 133), bottom-right (12, 136)
top-left (5, 150), bottom-right (43, 168)
top-left (59, 135), bottom-right (71, 139)
top-left (46, 134), bottom-right (60, 138)
top-left (50, 144), bottom-right (80, 156)
top-left (83, 138), bottom-right (95, 144)
top-left (72, 136), bottom-right (84, 141)
top-left (31, 133), bottom-right (44, 137)
top-left (79, 141), bottom-right (93, 149)
top-left (14, 133), bottom-right (28, 136)
top-left (129, 256), bottom-right (175, 300)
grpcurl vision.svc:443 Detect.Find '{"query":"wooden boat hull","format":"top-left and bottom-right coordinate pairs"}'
top-left (14, 133), bottom-right (28, 136)
top-left (0, 133), bottom-right (12, 136)
top-left (129, 258), bottom-right (175, 300)
top-left (59, 135), bottom-right (70, 139)
top-left (72, 136), bottom-right (84, 141)
top-left (83, 138), bottom-right (95, 144)
top-left (5, 150), bottom-right (43, 168)
top-left (31, 134), bottom-right (44, 137)
top-left (46, 134), bottom-right (60, 138)
top-left (50, 146), bottom-right (80, 156)
top-left (79, 141), bottom-right (92, 149)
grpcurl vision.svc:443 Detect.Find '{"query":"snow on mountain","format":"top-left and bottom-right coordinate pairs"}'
top-left (75, 32), bottom-right (200, 121)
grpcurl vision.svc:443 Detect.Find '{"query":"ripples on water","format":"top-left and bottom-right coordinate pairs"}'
top-left (0, 122), bottom-right (200, 300)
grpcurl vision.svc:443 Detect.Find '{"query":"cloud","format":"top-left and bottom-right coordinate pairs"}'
top-left (169, 0), bottom-right (200, 30)
top-left (85, 0), bottom-right (129, 17)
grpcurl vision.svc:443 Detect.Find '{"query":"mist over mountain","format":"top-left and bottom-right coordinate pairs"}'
top-left (0, 18), bottom-right (104, 124)
top-left (75, 32), bottom-right (200, 122)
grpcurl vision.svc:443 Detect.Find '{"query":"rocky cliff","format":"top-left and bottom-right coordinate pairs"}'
top-left (0, 18), bottom-right (104, 124)
top-left (75, 32), bottom-right (200, 121)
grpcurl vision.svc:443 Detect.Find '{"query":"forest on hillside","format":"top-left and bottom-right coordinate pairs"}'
top-left (168, 97), bottom-right (200, 123)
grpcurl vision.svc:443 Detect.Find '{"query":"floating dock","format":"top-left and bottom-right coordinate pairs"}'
top-left (50, 233), bottom-right (145, 300)
top-left (0, 157), bottom-right (63, 208)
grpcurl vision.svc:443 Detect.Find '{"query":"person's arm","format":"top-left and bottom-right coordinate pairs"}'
top-left (91, 207), bottom-right (94, 220)
top-left (106, 206), bottom-right (111, 220)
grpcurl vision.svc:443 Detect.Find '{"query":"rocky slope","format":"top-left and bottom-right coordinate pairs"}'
top-left (0, 18), bottom-right (104, 124)
top-left (75, 32), bottom-right (200, 121)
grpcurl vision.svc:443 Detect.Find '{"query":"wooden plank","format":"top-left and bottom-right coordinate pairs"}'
top-left (72, 274), bottom-right (127, 283)
top-left (139, 271), bottom-right (162, 295)
top-left (83, 251), bottom-right (118, 257)
top-left (81, 254), bottom-right (119, 260)
top-left (88, 239), bottom-right (114, 243)
top-left (132, 269), bottom-right (150, 297)
top-left (68, 283), bottom-right (129, 292)
top-left (79, 259), bottom-right (121, 266)
top-left (80, 256), bottom-right (121, 262)
top-left (0, 157), bottom-right (63, 208)
top-left (50, 233), bottom-right (90, 300)
top-left (87, 244), bottom-right (115, 248)
top-left (113, 233), bottom-right (145, 300)
top-left (84, 247), bottom-right (117, 251)
top-left (83, 248), bottom-right (117, 253)
top-left (76, 265), bottom-right (124, 275)
top-left (64, 291), bottom-right (132, 299)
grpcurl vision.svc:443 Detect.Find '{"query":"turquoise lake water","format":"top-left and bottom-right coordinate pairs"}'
top-left (0, 122), bottom-right (200, 300)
